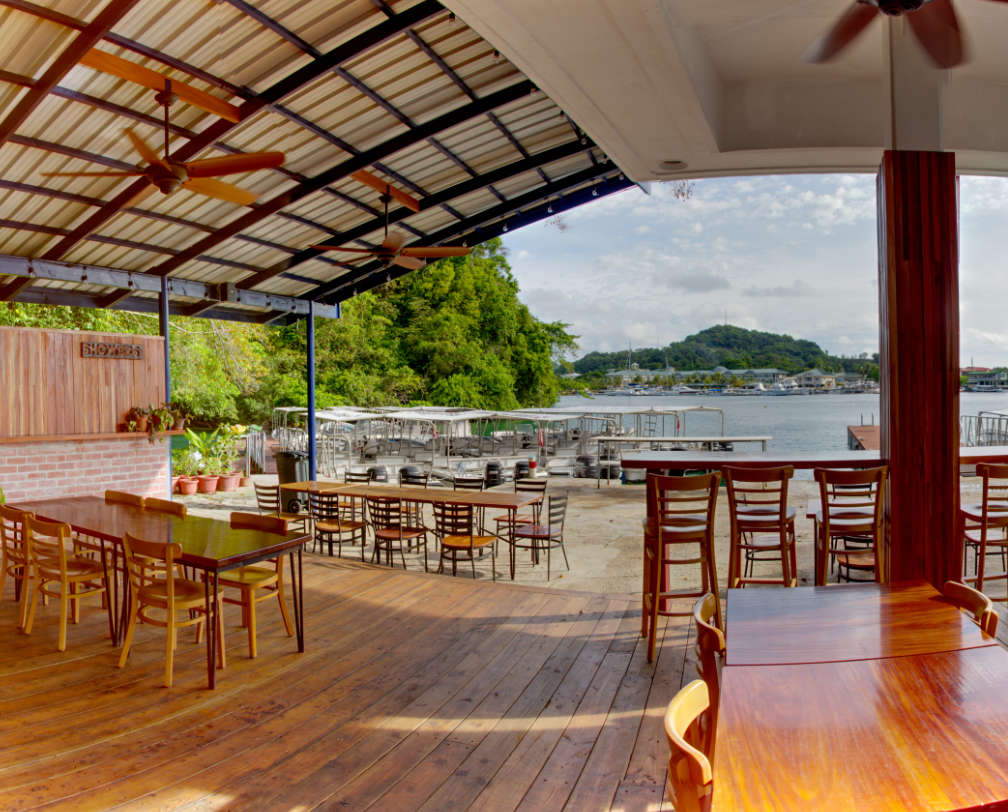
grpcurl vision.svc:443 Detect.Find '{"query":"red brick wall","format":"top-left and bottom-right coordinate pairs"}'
top-left (0, 437), bottom-right (170, 503)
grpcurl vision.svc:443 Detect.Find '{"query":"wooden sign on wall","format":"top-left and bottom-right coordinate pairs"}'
top-left (80, 340), bottom-right (145, 360)
top-left (0, 326), bottom-right (164, 438)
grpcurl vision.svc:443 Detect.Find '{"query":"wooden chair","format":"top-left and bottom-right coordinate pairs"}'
top-left (366, 496), bottom-right (428, 571)
top-left (23, 515), bottom-right (109, 651)
top-left (692, 592), bottom-right (725, 761)
top-left (664, 680), bottom-right (714, 812)
top-left (339, 470), bottom-right (371, 521)
top-left (491, 478), bottom-right (547, 540)
top-left (644, 472), bottom-right (721, 662)
top-left (0, 504), bottom-right (34, 628)
top-left (724, 466), bottom-right (797, 588)
top-left (105, 490), bottom-right (145, 508)
top-left (145, 497), bottom-right (187, 518)
top-left (309, 491), bottom-right (367, 559)
top-left (961, 463), bottom-right (1008, 594)
top-left (431, 501), bottom-right (496, 580)
top-left (944, 579), bottom-right (999, 636)
top-left (253, 482), bottom-right (308, 533)
top-left (118, 532), bottom-right (225, 687)
top-left (813, 466), bottom-right (887, 585)
top-left (453, 475), bottom-right (487, 533)
top-left (512, 492), bottom-right (569, 580)
top-left (397, 469), bottom-right (430, 547)
top-left (219, 512), bottom-right (294, 659)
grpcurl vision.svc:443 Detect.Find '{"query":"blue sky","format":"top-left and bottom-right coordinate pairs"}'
top-left (501, 173), bottom-right (1008, 367)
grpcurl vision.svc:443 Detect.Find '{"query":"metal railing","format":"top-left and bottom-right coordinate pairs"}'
top-left (960, 411), bottom-right (1008, 446)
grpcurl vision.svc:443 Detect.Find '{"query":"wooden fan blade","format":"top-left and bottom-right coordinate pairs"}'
top-left (125, 128), bottom-right (165, 167)
top-left (804, 2), bottom-right (879, 62)
top-left (41, 170), bottom-right (142, 177)
top-left (313, 245), bottom-right (376, 254)
top-left (392, 255), bottom-right (425, 270)
top-left (351, 169), bottom-right (421, 212)
top-left (401, 246), bottom-right (471, 258)
top-left (382, 231), bottom-right (406, 253)
top-left (185, 152), bottom-right (286, 178)
top-left (79, 49), bottom-right (242, 122)
top-left (181, 177), bottom-right (256, 206)
top-left (907, 0), bottom-right (964, 68)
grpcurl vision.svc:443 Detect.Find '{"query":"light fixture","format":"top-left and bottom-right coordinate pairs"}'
top-left (656, 160), bottom-right (688, 174)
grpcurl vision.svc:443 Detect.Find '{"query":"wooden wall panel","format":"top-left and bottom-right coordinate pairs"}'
top-left (0, 326), bottom-right (165, 439)
top-left (877, 150), bottom-right (960, 587)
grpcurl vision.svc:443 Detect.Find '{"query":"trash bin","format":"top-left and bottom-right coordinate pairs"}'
top-left (514, 460), bottom-right (531, 480)
top-left (274, 450), bottom-right (309, 513)
top-left (398, 464), bottom-right (423, 484)
top-left (367, 465), bottom-right (388, 482)
top-left (485, 460), bottom-right (502, 487)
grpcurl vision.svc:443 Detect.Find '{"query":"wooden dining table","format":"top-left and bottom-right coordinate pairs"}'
top-left (280, 480), bottom-right (544, 578)
top-left (15, 496), bottom-right (311, 689)
top-left (713, 581), bottom-right (1008, 810)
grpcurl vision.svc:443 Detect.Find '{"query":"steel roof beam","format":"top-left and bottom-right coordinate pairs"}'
top-left (40, 0), bottom-right (446, 261)
top-left (315, 165), bottom-right (626, 301)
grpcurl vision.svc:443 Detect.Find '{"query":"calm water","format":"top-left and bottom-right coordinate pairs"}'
top-left (556, 391), bottom-right (1008, 453)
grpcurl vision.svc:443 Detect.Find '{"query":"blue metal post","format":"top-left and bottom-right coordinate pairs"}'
top-left (159, 276), bottom-right (172, 490)
top-left (306, 300), bottom-right (317, 479)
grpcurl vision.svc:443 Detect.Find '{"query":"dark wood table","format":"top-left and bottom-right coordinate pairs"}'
top-left (17, 496), bottom-right (310, 689)
top-left (726, 581), bottom-right (998, 666)
top-left (714, 580), bottom-right (1007, 810)
top-left (282, 481), bottom-right (543, 579)
top-left (714, 645), bottom-right (1008, 810)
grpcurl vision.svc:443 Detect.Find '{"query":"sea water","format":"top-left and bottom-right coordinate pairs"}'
top-left (555, 391), bottom-right (1008, 453)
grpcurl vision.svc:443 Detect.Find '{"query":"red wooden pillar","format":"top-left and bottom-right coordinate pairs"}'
top-left (877, 150), bottom-right (961, 586)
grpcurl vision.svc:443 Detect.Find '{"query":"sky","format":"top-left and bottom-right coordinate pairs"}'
top-left (501, 173), bottom-right (1008, 367)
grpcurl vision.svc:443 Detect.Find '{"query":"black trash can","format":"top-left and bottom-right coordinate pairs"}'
top-left (398, 464), bottom-right (423, 484)
top-left (485, 460), bottom-right (502, 487)
top-left (367, 465), bottom-right (388, 482)
top-left (274, 450), bottom-right (309, 513)
top-left (514, 460), bottom-right (531, 480)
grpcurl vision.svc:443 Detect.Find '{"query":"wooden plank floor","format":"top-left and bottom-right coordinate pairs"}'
top-left (0, 556), bottom-right (694, 810)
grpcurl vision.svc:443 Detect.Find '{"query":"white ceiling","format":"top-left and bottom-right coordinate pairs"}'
top-left (444, 0), bottom-right (1008, 181)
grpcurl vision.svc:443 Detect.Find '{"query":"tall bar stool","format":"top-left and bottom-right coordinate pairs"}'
top-left (961, 462), bottom-right (1008, 595)
top-left (813, 465), bottom-right (887, 585)
top-left (644, 471), bottom-right (721, 662)
top-left (724, 466), bottom-right (797, 588)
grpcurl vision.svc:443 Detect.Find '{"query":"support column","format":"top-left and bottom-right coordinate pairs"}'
top-left (877, 150), bottom-right (960, 586)
top-left (159, 276), bottom-right (172, 491)
top-left (306, 300), bottom-right (317, 480)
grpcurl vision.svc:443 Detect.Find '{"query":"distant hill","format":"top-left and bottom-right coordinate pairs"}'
top-left (571, 325), bottom-right (875, 376)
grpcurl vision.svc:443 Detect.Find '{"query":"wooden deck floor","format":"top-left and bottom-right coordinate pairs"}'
top-left (0, 557), bottom-right (693, 810)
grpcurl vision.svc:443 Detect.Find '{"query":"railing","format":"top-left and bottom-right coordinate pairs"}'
top-left (246, 430), bottom-right (267, 474)
top-left (960, 411), bottom-right (1008, 446)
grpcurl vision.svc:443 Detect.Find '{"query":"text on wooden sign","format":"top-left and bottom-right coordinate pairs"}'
top-left (80, 341), bottom-right (144, 360)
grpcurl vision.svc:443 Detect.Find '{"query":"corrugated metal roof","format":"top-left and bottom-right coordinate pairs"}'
top-left (0, 0), bottom-right (632, 322)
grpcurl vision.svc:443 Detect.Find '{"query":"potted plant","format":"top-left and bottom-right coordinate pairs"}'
top-left (168, 402), bottom-right (187, 431)
top-left (186, 428), bottom-right (222, 494)
top-left (172, 448), bottom-right (199, 494)
top-left (148, 404), bottom-right (175, 443)
top-left (125, 405), bottom-right (149, 433)
top-left (215, 428), bottom-right (243, 492)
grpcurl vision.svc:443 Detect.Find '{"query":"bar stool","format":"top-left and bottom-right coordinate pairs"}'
top-left (644, 471), bottom-right (720, 662)
top-left (724, 466), bottom-right (797, 588)
top-left (813, 466), bottom-right (887, 585)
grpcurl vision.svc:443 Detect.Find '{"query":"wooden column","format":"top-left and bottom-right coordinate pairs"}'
top-left (877, 150), bottom-right (960, 586)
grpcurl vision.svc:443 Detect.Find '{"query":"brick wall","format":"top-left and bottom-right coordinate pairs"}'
top-left (0, 437), bottom-right (170, 503)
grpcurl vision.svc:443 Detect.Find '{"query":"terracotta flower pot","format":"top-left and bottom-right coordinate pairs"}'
top-left (196, 474), bottom-right (219, 494)
top-left (133, 415), bottom-right (149, 433)
top-left (239, 476), bottom-right (252, 488)
top-left (177, 476), bottom-right (199, 495)
top-left (217, 472), bottom-right (241, 492)
top-left (172, 417), bottom-right (186, 431)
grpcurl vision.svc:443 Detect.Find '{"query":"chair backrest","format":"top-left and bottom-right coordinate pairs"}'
top-left (723, 466), bottom-right (792, 525)
top-left (649, 473), bottom-right (721, 535)
top-left (345, 471), bottom-right (372, 484)
top-left (253, 483), bottom-right (280, 513)
top-left (514, 477), bottom-right (548, 495)
top-left (944, 579), bottom-right (999, 637)
top-left (976, 463), bottom-right (1008, 524)
top-left (813, 465), bottom-right (887, 539)
top-left (122, 532), bottom-right (181, 600)
top-left (230, 511), bottom-right (288, 535)
top-left (105, 490), bottom-right (145, 508)
top-left (309, 491), bottom-right (341, 523)
top-left (453, 475), bottom-right (485, 491)
top-left (432, 502), bottom-right (475, 538)
top-left (24, 515), bottom-right (72, 571)
top-left (664, 680), bottom-right (714, 812)
top-left (547, 492), bottom-right (568, 529)
top-left (692, 592), bottom-right (726, 760)
top-left (399, 470), bottom-right (430, 487)
top-left (145, 497), bottom-right (187, 518)
top-left (366, 495), bottom-right (401, 528)
top-left (0, 504), bottom-right (33, 564)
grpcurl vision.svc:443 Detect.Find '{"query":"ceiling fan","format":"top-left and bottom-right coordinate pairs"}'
top-left (806, 0), bottom-right (1008, 69)
top-left (41, 81), bottom-right (284, 205)
top-left (312, 170), bottom-right (471, 270)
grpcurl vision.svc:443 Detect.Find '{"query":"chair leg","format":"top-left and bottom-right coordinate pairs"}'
top-left (165, 607), bottom-right (175, 688)
top-left (276, 568), bottom-right (294, 638)
top-left (23, 577), bottom-right (40, 635)
top-left (58, 583), bottom-right (69, 652)
top-left (470, 548), bottom-right (477, 580)
top-left (246, 588), bottom-right (257, 659)
top-left (647, 542), bottom-right (662, 663)
top-left (118, 594), bottom-right (138, 668)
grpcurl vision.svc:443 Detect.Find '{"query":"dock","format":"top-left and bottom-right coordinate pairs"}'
top-left (847, 424), bottom-right (880, 450)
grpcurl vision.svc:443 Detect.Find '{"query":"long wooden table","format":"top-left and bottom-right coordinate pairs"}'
top-left (281, 481), bottom-right (543, 578)
top-left (17, 496), bottom-right (310, 689)
top-left (714, 581), bottom-right (1008, 809)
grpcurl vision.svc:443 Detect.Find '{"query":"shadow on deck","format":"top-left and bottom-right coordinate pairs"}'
top-left (0, 557), bottom-right (696, 810)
